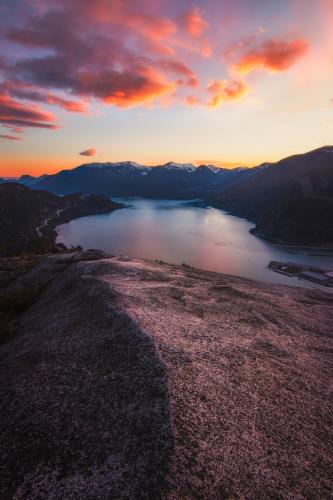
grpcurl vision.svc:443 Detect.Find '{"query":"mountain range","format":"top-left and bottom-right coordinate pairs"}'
top-left (2, 146), bottom-right (333, 246)
top-left (17, 161), bottom-right (251, 199)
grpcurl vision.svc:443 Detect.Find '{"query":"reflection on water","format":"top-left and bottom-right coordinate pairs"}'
top-left (56, 198), bottom-right (333, 288)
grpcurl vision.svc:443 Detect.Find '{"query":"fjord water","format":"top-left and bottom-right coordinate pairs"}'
top-left (57, 198), bottom-right (333, 288)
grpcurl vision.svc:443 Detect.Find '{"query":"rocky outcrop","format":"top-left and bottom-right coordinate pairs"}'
top-left (0, 256), bottom-right (40, 288)
top-left (0, 254), bottom-right (332, 498)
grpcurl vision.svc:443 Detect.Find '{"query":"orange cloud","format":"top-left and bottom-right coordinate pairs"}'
top-left (207, 80), bottom-right (250, 108)
top-left (97, 68), bottom-right (176, 108)
top-left (235, 38), bottom-right (309, 74)
top-left (45, 94), bottom-right (87, 113)
top-left (182, 7), bottom-right (208, 38)
top-left (185, 95), bottom-right (200, 106)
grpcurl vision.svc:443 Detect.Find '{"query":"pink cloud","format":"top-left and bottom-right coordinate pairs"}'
top-left (182, 7), bottom-right (208, 38)
top-left (0, 93), bottom-right (58, 129)
top-left (185, 94), bottom-right (201, 106)
top-left (125, 12), bottom-right (177, 41)
top-left (4, 4), bottom-right (183, 110)
top-left (0, 134), bottom-right (21, 141)
top-left (2, 0), bottom-right (306, 138)
top-left (79, 148), bottom-right (96, 156)
top-left (157, 60), bottom-right (198, 87)
top-left (1, 80), bottom-right (88, 113)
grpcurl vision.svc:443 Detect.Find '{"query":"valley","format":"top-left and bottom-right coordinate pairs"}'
top-left (56, 197), bottom-right (333, 289)
top-left (11, 146), bottom-right (333, 248)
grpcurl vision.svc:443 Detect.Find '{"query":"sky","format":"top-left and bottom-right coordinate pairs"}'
top-left (0, 0), bottom-right (332, 176)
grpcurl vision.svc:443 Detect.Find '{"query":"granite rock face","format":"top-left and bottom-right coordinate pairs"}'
top-left (0, 254), bottom-right (332, 498)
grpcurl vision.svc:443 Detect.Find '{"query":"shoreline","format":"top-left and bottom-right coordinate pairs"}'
top-left (38, 199), bottom-right (126, 254)
top-left (250, 229), bottom-right (333, 255)
top-left (206, 201), bottom-right (333, 254)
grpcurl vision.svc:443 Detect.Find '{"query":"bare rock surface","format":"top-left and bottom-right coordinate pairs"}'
top-left (0, 254), bottom-right (332, 498)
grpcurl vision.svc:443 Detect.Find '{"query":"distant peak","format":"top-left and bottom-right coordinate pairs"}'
top-left (318, 146), bottom-right (333, 153)
top-left (80, 161), bottom-right (149, 170)
top-left (196, 164), bottom-right (221, 173)
top-left (162, 162), bottom-right (196, 171)
top-left (232, 166), bottom-right (249, 172)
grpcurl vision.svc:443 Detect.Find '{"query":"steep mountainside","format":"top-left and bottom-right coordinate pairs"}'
top-left (0, 253), bottom-right (332, 498)
top-left (32, 161), bottom-right (248, 198)
top-left (0, 183), bottom-right (123, 256)
top-left (208, 146), bottom-right (333, 245)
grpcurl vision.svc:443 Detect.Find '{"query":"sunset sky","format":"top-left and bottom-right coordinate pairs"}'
top-left (0, 0), bottom-right (332, 176)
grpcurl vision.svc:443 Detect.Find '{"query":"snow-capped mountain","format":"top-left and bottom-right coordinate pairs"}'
top-left (82, 161), bottom-right (151, 173)
top-left (160, 162), bottom-right (197, 172)
top-left (321, 146), bottom-right (333, 154)
top-left (31, 159), bottom-right (244, 197)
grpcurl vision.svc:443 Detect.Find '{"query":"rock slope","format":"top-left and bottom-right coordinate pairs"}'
top-left (0, 253), bottom-right (332, 498)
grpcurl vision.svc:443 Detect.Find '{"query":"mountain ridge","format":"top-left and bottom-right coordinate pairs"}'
top-left (0, 183), bottom-right (124, 256)
top-left (208, 145), bottom-right (333, 245)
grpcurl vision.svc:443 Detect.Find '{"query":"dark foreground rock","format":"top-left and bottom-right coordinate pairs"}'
top-left (0, 254), bottom-right (332, 498)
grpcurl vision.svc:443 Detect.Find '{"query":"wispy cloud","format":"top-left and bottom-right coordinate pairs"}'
top-left (0, 133), bottom-right (21, 141)
top-left (0, 93), bottom-right (58, 132)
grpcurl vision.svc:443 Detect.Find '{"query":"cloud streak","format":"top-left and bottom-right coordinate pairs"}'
top-left (0, 133), bottom-right (21, 141)
top-left (0, 93), bottom-right (58, 130)
top-left (1, 80), bottom-right (87, 113)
